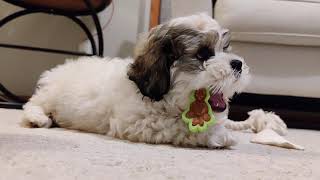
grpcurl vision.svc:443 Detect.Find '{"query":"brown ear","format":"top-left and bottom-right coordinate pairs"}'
top-left (128, 25), bottom-right (179, 101)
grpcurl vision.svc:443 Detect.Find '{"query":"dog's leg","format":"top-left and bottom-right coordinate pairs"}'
top-left (207, 123), bottom-right (237, 148)
top-left (22, 102), bottom-right (52, 128)
top-left (121, 118), bottom-right (236, 148)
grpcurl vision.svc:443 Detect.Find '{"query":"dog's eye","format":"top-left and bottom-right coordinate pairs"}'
top-left (196, 47), bottom-right (213, 61)
top-left (223, 41), bottom-right (230, 51)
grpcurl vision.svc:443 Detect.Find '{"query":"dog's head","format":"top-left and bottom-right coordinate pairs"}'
top-left (128, 13), bottom-right (250, 109)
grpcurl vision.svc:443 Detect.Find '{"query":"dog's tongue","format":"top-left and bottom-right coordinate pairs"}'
top-left (209, 93), bottom-right (226, 112)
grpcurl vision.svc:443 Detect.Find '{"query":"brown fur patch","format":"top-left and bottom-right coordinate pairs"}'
top-left (128, 23), bottom-right (218, 101)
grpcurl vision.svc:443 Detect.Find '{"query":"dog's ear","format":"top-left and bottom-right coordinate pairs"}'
top-left (128, 24), bottom-right (180, 101)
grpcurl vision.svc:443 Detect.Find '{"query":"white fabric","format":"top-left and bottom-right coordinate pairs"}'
top-left (1, 109), bottom-right (319, 179)
top-left (225, 109), bottom-right (304, 150)
top-left (225, 109), bottom-right (288, 136)
top-left (215, 0), bottom-right (320, 98)
top-left (215, 0), bottom-right (320, 46)
top-left (251, 129), bottom-right (305, 150)
top-left (231, 41), bottom-right (320, 98)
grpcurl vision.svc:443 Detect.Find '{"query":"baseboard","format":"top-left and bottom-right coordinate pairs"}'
top-left (229, 93), bottom-right (320, 130)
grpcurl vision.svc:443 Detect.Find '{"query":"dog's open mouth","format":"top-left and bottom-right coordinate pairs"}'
top-left (209, 92), bottom-right (226, 112)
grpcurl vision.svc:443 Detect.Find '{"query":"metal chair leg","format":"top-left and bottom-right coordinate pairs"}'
top-left (0, 9), bottom-right (98, 56)
top-left (0, 84), bottom-right (25, 103)
top-left (62, 15), bottom-right (97, 55)
top-left (83, 0), bottom-right (104, 57)
top-left (0, 1), bottom-right (105, 109)
top-left (0, 9), bottom-right (99, 109)
top-left (0, 9), bottom-right (36, 27)
top-left (0, 84), bottom-right (24, 109)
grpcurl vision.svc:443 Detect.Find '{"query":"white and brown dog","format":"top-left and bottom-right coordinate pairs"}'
top-left (22, 14), bottom-right (250, 148)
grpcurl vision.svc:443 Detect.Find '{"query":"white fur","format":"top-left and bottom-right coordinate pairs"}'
top-left (22, 14), bottom-right (250, 148)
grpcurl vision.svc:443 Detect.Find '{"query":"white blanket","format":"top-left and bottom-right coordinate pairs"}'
top-left (225, 109), bottom-right (304, 150)
top-left (0, 109), bottom-right (319, 180)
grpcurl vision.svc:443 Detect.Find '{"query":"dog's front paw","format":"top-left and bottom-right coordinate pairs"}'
top-left (21, 113), bottom-right (52, 128)
top-left (22, 116), bottom-right (52, 128)
top-left (207, 124), bottom-right (237, 148)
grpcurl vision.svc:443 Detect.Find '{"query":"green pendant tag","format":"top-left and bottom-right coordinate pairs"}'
top-left (181, 88), bottom-right (216, 133)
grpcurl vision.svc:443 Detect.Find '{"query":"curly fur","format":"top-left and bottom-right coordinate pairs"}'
top-left (22, 13), bottom-right (250, 148)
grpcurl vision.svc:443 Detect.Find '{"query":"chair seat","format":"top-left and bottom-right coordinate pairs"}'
top-left (3, 0), bottom-right (111, 15)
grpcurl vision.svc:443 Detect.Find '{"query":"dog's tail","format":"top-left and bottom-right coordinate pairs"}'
top-left (21, 101), bottom-right (52, 128)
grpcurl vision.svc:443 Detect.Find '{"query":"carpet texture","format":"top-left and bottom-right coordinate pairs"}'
top-left (0, 108), bottom-right (319, 180)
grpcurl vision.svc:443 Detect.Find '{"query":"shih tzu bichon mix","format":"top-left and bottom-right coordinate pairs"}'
top-left (22, 14), bottom-right (250, 148)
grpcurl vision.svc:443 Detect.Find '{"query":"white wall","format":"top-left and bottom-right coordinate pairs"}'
top-left (160, 0), bottom-right (212, 23)
top-left (0, 0), bottom-right (150, 96)
top-left (87, 0), bottom-right (150, 58)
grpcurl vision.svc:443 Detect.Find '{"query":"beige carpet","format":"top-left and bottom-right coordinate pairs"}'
top-left (0, 108), bottom-right (319, 180)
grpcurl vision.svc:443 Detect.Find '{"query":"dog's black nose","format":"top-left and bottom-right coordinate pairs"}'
top-left (230, 60), bottom-right (242, 72)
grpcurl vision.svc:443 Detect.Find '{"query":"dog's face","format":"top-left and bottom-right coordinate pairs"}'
top-left (128, 14), bottom-right (250, 108)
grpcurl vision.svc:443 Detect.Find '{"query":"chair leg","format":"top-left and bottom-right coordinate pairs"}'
top-left (1, 9), bottom-right (97, 56)
top-left (0, 9), bottom-right (96, 109)
top-left (83, 0), bottom-right (104, 57)
top-left (0, 9), bottom-right (38, 27)
top-left (63, 15), bottom-right (97, 55)
top-left (0, 84), bottom-right (25, 103)
top-left (0, 3), bottom-right (105, 109)
top-left (0, 84), bottom-right (25, 109)
top-left (0, 10), bottom-right (34, 108)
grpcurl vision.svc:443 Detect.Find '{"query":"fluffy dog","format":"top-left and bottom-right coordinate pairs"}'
top-left (22, 14), bottom-right (250, 148)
